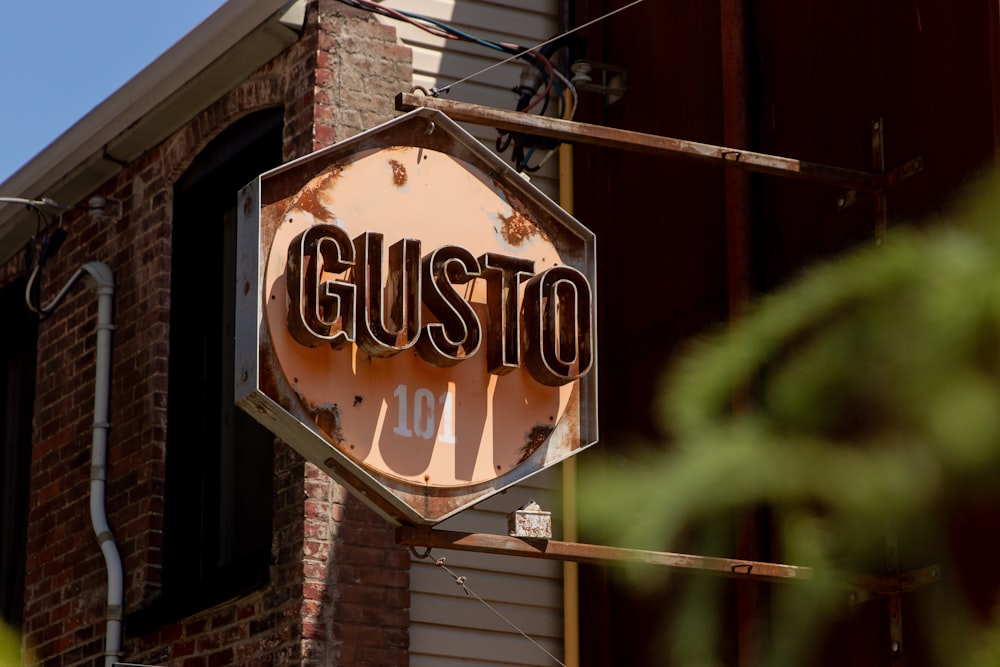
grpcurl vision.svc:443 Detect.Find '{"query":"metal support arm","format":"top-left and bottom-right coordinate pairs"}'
top-left (396, 526), bottom-right (939, 598)
top-left (395, 93), bottom-right (922, 193)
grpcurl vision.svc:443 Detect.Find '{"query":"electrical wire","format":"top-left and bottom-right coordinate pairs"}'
top-left (338, 0), bottom-right (557, 106)
top-left (0, 196), bottom-right (72, 317)
top-left (338, 0), bottom-right (571, 171)
top-left (521, 71), bottom-right (578, 172)
top-left (553, 69), bottom-right (578, 120)
top-left (338, 0), bottom-right (644, 171)
top-left (25, 262), bottom-right (87, 318)
top-left (339, 0), bottom-right (551, 70)
top-left (429, 0), bottom-right (648, 96)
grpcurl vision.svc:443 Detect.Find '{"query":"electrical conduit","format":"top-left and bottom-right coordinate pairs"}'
top-left (86, 262), bottom-right (123, 667)
top-left (28, 261), bottom-right (122, 665)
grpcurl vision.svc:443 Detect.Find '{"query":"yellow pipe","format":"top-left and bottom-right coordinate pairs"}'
top-left (559, 139), bottom-right (581, 667)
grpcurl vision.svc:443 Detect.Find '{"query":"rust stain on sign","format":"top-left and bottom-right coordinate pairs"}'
top-left (291, 169), bottom-right (342, 222)
top-left (308, 401), bottom-right (344, 443)
top-left (498, 210), bottom-right (540, 246)
top-left (389, 159), bottom-right (408, 187)
top-left (492, 177), bottom-right (553, 248)
top-left (518, 424), bottom-right (554, 463)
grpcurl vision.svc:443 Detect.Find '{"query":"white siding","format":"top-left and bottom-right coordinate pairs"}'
top-left (408, 470), bottom-right (564, 667)
top-left (380, 0), bottom-right (562, 201)
top-left (375, 3), bottom-right (566, 664)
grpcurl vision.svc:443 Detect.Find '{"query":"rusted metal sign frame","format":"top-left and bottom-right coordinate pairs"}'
top-left (397, 526), bottom-right (940, 598)
top-left (396, 93), bottom-right (923, 193)
top-left (235, 107), bottom-right (599, 525)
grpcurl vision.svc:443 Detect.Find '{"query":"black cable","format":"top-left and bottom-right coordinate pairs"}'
top-left (336, 0), bottom-right (575, 172)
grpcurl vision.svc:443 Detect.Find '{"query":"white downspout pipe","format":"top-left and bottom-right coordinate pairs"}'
top-left (27, 261), bottom-right (123, 665)
top-left (84, 262), bottom-right (124, 667)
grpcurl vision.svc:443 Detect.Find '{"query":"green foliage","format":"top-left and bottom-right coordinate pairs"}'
top-left (579, 179), bottom-right (1000, 665)
top-left (0, 622), bottom-right (23, 667)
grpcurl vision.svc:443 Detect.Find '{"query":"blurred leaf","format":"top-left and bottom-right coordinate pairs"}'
top-left (578, 179), bottom-right (1000, 665)
top-left (0, 623), bottom-right (23, 667)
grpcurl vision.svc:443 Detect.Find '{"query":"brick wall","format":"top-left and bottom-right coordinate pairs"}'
top-left (4, 1), bottom-right (413, 664)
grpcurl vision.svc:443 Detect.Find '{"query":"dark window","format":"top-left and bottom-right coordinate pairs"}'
top-left (150, 108), bottom-right (283, 623)
top-left (0, 278), bottom-right (37, 628)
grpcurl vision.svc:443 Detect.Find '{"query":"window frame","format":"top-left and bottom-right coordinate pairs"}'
top-left (0, 277), bottom-right (37, 629)
top-left (132, 107), bottom-right (285, 630)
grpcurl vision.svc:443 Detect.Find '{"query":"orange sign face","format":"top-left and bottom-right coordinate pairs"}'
top-left (236, 109), bottom-right (597, 523)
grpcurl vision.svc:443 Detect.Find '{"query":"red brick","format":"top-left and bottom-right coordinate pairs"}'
top-left (17, 5), bottom-right (411, 666)
top-left (173, 639), bottom-right (196, 658)
top-left (208, 647), bottom-right (235, 667)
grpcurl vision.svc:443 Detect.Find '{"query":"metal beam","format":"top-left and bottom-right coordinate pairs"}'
top-left (399, 526), bottom-right (814, 584)
top-left (396, 93), bottom-right (922, 193)
top-left (397, 526), bottom-right (941, 596)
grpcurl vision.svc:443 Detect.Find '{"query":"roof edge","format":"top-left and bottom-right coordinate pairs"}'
top-left (0, 0), bottom-right (306, 265)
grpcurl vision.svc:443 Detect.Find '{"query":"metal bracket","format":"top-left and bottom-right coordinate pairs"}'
top-left (570, 60), bottom-right (627, 104)
top-left (835, 118), bottom-right (924, 244)
top-left (843, 526), bottom-right (945, 660)
top-left (836, 156), bottom-right (924, 210)
top-left (872, 118), bottom-right (889, 244)
top-left (846, 563), bottom-right (941, 606)
top-left (886, 525), bottom-right (904, 660)
top-left (88, 196), bottom-right (123, 224)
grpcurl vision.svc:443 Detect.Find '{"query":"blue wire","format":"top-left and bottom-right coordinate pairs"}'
top-left (392, 8), bottom-right (514, 54)
top-left (389, 5), bottom-right (551, 73)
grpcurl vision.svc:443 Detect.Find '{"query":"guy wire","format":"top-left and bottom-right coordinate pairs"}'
top-left (433, 556), bottom-right (567, 667)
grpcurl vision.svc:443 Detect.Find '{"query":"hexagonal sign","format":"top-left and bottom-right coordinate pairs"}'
top-left (235, 108), bottom-right (597, 524)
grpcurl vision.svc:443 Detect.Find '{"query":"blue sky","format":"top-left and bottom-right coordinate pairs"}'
top-left (0, 1), bottom-right (227, 185)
